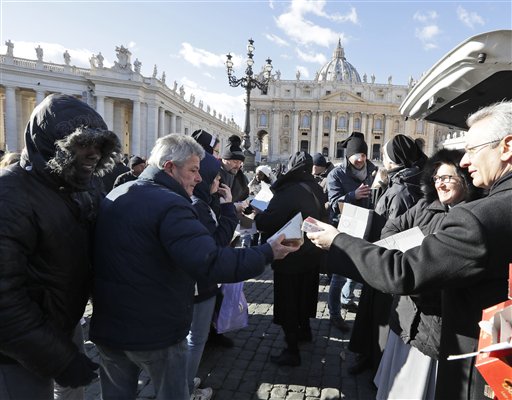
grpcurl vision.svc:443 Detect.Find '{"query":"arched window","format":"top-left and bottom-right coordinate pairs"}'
top-left (338, 116), bottom-right (347, 129)
top-left (324, 116), bottom-right (330, 130)
top-left (374, 118), bottom-right (382, 130)
top-left (301, 114), bottom-right (310, 129)
top-left (354, 118), bottom-right (361, 130)
top-left (259, 112), bottom-right (267, 127)
top-left (394, 119), bottom-right (400, 132)
top-left (284, 114), bottom-right (290, 127)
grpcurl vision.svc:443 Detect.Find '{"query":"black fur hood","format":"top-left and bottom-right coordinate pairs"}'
top-left (20, 94), bottom-right (121, 191)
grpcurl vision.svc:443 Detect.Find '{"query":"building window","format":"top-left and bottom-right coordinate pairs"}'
top-left (326, 90), bottom-right (331, 95)
top-left (300, 140), bottom-right (309, 153)
top-left (302, 132), bottom-right (308, 136)
top-left (322, 147), bottom-right (329, 157)
top-left (324, 116), bottom-right (331, 130)
top-left (301, 113), bottom-right (310, 129)
top-left (394, 119), bottom-right (400, 132)
top-left (356, 92), bottom-right (362, 97)
top-left (336, 142), bottom-right (345, 159)
top-left (374, 118), bottom-right (382, 130)
top-left (285, 89), bottom-right (291, 97)
top-left (354, 118), bottom-right (361, 130)
top-left (337, 115), bottom-right (347, 130)
top-left (303, 89), bottom-right (311, 97)
top-left (284, 115), bottom-right (290, 127)
top-left (259, 112), bottom-right (267, 127)
top-left (372, 144), bottom-right (381, 161)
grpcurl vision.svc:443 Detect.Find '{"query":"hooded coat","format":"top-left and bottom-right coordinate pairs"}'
top-left (191, 153), bottom-right (238, 302)
top-left (0, 94), bottom-right (120, 378)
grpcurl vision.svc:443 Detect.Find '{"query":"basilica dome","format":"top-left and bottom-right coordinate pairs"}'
top-left (316, 39), bottom-right (361, 83)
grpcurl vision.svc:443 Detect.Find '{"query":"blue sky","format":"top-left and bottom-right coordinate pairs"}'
top-left (1, 0), bottom-right (511, 126)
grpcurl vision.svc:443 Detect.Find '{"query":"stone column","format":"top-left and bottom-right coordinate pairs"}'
top-left (146, 103), bottom-right (159, 154)
top-left (329, 111), bottom-right (336, 160)
top-left (5, 87), bottom-right (18, 152)
top-left (383, 114), bottom-right (393, 145)
top-left (159, 107), bottom-right (165, 137)
top-left (366, 114), bottom-right (374, 155)
top-left (347, 112), bottom-right (354, 134)
top-left (271, 110), bottom-right (280, 162)
top-left (104, 99), bottom-right (114, 131)
top-left (291, 110), bottom-right (299, 154)
top-left (96, 96), bottom-right (105, 119)
top-left (170, 113), bottom-right (177, 133)
top-left (35, 90), bottom-right (45, 106)
top-left (310, 112), bottom-right (317, 154)
top-left (361, 113), bottom-right (368, 136)
top-left (316, 112), bottom-right (324, 154)
top-left (131, 100), bottom-right (141, 156)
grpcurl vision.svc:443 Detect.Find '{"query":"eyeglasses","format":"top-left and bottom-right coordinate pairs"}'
top-left (432, 175), bottom-right (457, 184)
top-left (464, 139), bottom-right (502, 157)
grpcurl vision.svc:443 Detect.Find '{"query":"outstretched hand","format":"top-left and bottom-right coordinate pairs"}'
top-left (306, 220), bottom-right (340, 251)
top-left (268, 234), bottom-right (301, 260)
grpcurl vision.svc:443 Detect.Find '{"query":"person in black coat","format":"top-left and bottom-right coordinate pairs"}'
top-left (254, 151), bottom-right (327, 366)
top-left (374, 149), bottom-right (483, 399)
top-left (307, 101), bottom-right (512, 400)
top-left (112, 155), bottom-right (146, 188)
top-left (347, 134), bottom-right (427, 375)
top-left (0, 94), bottom-right (121, 397)
top-left (187, 152), bottom-right (238, 398)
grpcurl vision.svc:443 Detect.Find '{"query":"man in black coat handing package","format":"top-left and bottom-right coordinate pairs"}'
top-left (307, 101), bottom-right (512, 399)
top-left (0, 94), bottom-right (121, 398)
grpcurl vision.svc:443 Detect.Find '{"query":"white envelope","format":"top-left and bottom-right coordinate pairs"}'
top-left (251, 182), bottom-right (273, 211)
top-left (267, 212), bottom-right (304, 246)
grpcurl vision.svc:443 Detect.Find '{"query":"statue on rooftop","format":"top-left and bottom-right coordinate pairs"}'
top-left (97, 52), bottom-right (104, 68)
top-left (114, 46), bottom-right (130, 70)
top-left (152, 65), bottom-right (157, 78)
top-left (133, 58), bottom-right (141, 73)
top-left (63, 50), bottom-right (71, 66)
top-left (35, 45), bottom-right (43, 61)
top-left (5, 40), bottom-right (14, 57)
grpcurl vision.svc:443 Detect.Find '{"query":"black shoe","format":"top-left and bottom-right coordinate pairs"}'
top-left (341, 302), bottom-right (359, 313)
top-left (347, 354), bottom-right (370, 375)
top-left (207, 332), bottom-right (234, 348)
top-left (270, 349), bottom-right (301, 366)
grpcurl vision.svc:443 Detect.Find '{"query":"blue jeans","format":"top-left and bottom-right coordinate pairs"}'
top-left (97, 340), bottom-right (189, 400)
top-left (187, 296), bottom-right (216, 393)
top-left (328, 274), bottom-right (356, 318)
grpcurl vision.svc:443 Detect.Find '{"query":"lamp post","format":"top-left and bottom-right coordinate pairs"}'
top-left (226, 39), bottom-right (273, 169)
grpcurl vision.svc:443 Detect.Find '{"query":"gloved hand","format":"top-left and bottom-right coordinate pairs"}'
top-left (54, 352), bottom-right (99, 388)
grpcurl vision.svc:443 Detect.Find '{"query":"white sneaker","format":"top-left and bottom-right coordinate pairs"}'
top-left (193, 377), bottom-right (201, 390)
top-left (190, 387), bottom-right (213, 400)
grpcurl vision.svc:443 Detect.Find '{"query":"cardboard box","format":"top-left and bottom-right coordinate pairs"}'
top-left (475, 299), bottom-right (512, 399)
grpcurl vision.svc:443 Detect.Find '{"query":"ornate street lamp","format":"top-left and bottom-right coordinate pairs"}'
top-left (226, 38), bottom-right (273, 169)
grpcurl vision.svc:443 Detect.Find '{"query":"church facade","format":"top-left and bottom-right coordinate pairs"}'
top-left (0, 43), bottom-right (242, 157)
top-left (249, 41), bottom-right (451, 164)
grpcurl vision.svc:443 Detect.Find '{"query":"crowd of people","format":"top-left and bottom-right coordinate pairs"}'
top-left (0, 93), bottom-right (510, 400)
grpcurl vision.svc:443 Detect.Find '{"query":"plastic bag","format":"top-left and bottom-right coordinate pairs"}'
top-left (213, 282), bottom-right (248, 334)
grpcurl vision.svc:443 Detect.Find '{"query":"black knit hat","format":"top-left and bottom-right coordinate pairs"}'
top-left (342, 132), bottom-right (368, 158)
top-left (312, 153), bottom-right (327, 167)
top-left (385, 134), bottom-right (426, 168)
top-left (221, 135), bottom-right (245, 161)
top-left (191, 129), bottom-right (219, 155)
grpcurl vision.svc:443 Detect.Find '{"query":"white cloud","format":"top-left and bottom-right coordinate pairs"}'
top-left (457, 6), bottom-right (484, 28)
top-left (182, 77), bottom-right (246, 127)
top-left (265, 33), bottom-right (289, 47)
top-left (413, 10), bottom-right (438, 23)
top-left (5, 41), bottom-right (105, 68)
top-left (296, 48), bottom-right (327, 64)
top-left (179, 42), bottom-right (227, 68)
top-left (268, 0), bottom-right (274, 10)
top-left (296, 65), bottom-right (310, 79)
top-left (275, 0), bottom-right (352, 47)
top-left (415, 25), bottom-right (440, 49)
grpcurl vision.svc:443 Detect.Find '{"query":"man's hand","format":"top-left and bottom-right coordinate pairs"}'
top-left (218, 183), bottom-right (233, 203)
top-left (54, 352), bottom-right (99, 388)
top-left (268, 234), bottom-right (301, 260)
top-left (306, 220), bottom-right (340, 251)
top-left (234, 200), bottom-right (250, 214)
top-left (354, 183), bottom-right (371, 200)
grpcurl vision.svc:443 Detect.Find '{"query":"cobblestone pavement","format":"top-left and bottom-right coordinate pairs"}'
top-left (83, 269), bottom-right (377, 400)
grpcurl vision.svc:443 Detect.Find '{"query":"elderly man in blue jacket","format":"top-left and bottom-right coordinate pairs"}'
top-left (90, 134), bottom-right (299, 400)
